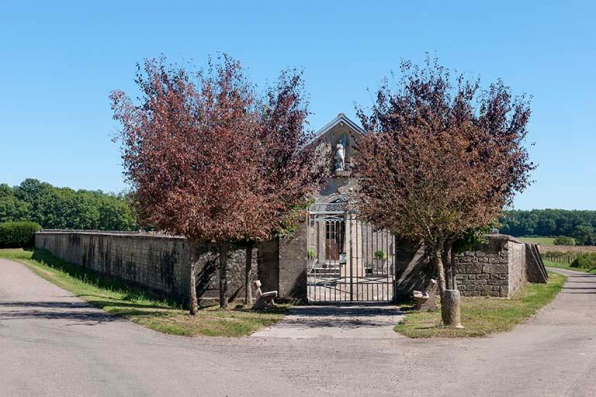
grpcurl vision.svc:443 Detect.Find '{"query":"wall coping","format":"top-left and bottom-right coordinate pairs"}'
top-left (36, 230), bottom-right (185, 241)
top-left (484, 233), bottom-right (522, 244)
top-left (37, 231), bottom-right (522, 244)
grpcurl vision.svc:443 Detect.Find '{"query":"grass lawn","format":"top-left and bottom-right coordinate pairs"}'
top-left (544, 260), bottom-right (596, 274)
top-left (0, 248), bottom-right (288, 337)
top-left (518, 236), bottom-right (556, 246)
top-left (394, 271), bottom-right (566, 338)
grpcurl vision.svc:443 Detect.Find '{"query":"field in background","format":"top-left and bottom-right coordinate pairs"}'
top-left (518, 237), bottom-right (556, 245)
top-left (517, 236), bottom-right (596, 253)
top-left (538, 245), bottom-right (596, 253)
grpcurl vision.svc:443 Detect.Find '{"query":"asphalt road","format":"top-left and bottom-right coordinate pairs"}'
top-left (1, 257), bottom-right (595, 397)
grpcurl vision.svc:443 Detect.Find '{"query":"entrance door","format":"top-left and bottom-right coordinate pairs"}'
top-left (325, 220), bottom-right (344, 261)
top-left (307, 211), bottom-right (395, 302)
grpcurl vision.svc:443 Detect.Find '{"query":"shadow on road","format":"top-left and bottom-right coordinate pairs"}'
top-left (0, 300), bottom-right (117, 325)
top-left (275, 305), bottom-right (404, 329)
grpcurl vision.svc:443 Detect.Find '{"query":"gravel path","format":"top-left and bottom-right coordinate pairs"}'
top-left (252, 305), bottom-right (405, 339)
top-left (1, 258), bottom-right (595, 397)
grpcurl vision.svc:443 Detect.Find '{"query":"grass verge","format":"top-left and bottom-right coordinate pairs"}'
top-left (394, 271), bottom-right (566, 338)
top-left (543, 260), bottom-right (596, 274)
top-left (0, 248), bottom-right (287, 337)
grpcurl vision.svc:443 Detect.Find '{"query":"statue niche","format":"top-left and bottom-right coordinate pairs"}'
top-left (335, 143), bottom-right (345, 171)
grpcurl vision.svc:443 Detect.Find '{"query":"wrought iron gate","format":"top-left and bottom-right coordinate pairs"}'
top-left (307, 202), bottom-right (396, 303)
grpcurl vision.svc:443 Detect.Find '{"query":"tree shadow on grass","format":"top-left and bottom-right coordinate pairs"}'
top-left (75, 294), bottom-right (171, 310)
top-left (30, 248), bottom-right (182, 309)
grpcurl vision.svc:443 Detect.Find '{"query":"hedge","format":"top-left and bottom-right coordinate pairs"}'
top-left (0, 222), bottom-right (41, 248)
top-left (571, 253), bottom-right (596, 271)
top-left (554, 236), bottom-right (576, 246)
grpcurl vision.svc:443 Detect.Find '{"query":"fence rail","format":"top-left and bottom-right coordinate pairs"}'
top-left (541, 252), bottom-right (577, 264)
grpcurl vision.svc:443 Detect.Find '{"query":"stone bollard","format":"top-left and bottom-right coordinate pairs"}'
top-left (441, 289), bottom-right (463, 328)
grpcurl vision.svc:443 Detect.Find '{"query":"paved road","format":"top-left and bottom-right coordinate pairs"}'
top-left (1, 258), bottom-right (595, 397)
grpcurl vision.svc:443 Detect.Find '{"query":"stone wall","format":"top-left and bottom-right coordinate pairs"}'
top-left (193, 242), bottom-right (258, 304)
top-left (393, 239), bottom-right (433, 302)
top-left (455, 235), bottom-right (526, 298)
top-left (34, 231), bottom-right (529, 303)
top-left (35, 231), bottom-right (258, 305)
top-left (508, 239), bottom-right (527, 295)
top-left (257, 240), bottom-right (280, 294)
top-left (525, 243), bottom-right (548, 283)
top-left (277, 221), bottom-right (308, 300)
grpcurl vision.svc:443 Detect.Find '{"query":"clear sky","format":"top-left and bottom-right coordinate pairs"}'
top-left (1, 1), bottom-right (594, 209)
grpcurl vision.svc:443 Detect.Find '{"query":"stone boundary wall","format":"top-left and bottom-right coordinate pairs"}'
top-left (525, 243), bottom-right (549, 283)
top-left (35, 231), bottom-right (256, 305)
top-left (455, 235), bottom-right (526, 298)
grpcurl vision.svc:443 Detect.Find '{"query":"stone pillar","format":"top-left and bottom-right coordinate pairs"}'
top-left (278, 220), bottom-right (308, 300)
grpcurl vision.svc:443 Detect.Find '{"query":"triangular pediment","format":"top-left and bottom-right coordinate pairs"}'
top-left (307, 113), bottom-right (365, 147)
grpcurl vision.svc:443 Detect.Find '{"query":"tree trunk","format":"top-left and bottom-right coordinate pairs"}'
top-left (219, 241), bottom-right (229, 309)
top-left (443, 240), bottom-right (455, 290)
top-left (188, 239), bottom-right (199, 315)
top-left (434, 246), bottom-right (447, 295)
top-left (245, 242), bottom-right (254, 305)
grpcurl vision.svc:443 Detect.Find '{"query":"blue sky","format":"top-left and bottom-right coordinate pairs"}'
top-left (1, 1), bottom-right (594, 209)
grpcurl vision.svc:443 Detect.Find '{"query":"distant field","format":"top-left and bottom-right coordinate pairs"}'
top-left (540, 245), bottom-right (596, 253)
top-left (518, 237), bottom-right (556, 245)
top-left (517, 236), bottom-right (596, 252)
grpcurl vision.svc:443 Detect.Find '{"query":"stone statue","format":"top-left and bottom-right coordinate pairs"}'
top-left (335, 143), bottom-right (345, 171)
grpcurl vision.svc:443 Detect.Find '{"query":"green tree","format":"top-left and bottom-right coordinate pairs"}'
top-left (573, 225), bottom-right (596, 246)
top-left (0, 196), bottom-right (31, 223)
top-left (2, 179), bottom-right (137, 231)
top-left (355, 58), bottom-right (533, 327)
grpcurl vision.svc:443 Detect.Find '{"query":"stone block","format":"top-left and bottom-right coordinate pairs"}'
top-left (484, 264), bottom-right (508, 274)
top-left (467, 264), bottom-right (483, 274)
top-left (501, 285), bottom-right (509, 297)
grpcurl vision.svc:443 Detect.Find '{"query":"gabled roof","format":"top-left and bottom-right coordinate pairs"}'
top-left (306, 113), bottom-right (365, 146)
